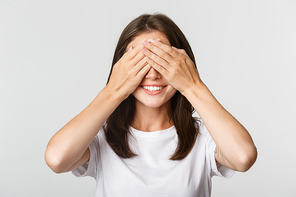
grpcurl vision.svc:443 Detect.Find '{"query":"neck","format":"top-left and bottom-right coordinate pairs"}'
top-left (131, 101), bottom-right (173, 132)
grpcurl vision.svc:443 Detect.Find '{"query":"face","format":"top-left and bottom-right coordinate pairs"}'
top-left (127, 31), bottom-right (177, 109)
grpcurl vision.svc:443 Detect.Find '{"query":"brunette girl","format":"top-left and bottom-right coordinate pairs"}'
top-left (45, 13), bottom-right (257, 197)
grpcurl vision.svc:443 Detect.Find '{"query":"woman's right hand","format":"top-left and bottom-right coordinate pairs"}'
top-left (45, 44), bottom-right (151, 174)
top-left (106, 44), bottom-right (151, 99)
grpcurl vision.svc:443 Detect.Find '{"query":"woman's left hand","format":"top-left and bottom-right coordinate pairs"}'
top-left (142, 39), bottom-right (257, 172)
top-left (141, 39), bottom-right (202, 95)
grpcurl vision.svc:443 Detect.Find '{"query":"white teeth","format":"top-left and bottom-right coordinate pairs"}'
top-left (142, 86), bottom-right (164, 92)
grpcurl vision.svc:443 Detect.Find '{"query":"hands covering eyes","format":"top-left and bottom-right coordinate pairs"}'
top-left (107, 38), bottom-right (202, 99)
top-left (141, 39), bottom-right (202, 95)
top-left (106, 44), bottom-right (151, 99)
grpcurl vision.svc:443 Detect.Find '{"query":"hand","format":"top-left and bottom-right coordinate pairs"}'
top-left (141, 39), bottom-right (202, 95)
top-left (106, 44), bottom-right (151, 99)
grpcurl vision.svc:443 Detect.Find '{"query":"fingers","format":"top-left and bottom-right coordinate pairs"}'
top-left (125, 44), bottom-right (144, 60)
top-left (141, 39), bottom-right (180, 76)
top-left (142, 40), bottom-right (179, 64)
top-left (146, 57), bottom-right (169, 77)
top-left (148, 39), bottom-right (179, 58)
top-left (136, 62), bottom-right (151, 79)
top-left (133, 56), bottom-right (149, 74)
top-left (127, 46), bottom-right (133, 52)
top-left (172, 46), bottom-right (190, 59)
top-left (121, 44), bottom-right (146, 72)
top-left (142, 46), bottom-right (171, 71)
top-left (143, 40), bottom-right (174, 64)
top-left (172, 46), bottom-right (201, 83)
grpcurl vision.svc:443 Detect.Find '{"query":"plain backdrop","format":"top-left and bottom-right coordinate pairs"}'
top-left (1, 0), bottom-right (296, 196)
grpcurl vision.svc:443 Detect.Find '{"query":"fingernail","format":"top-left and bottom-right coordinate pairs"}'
top-left (142, 47), bottom-right (147, 53)
top-left (156, 38), bottom-right (160, 41)
top-left (143, 41), bottom-right (148, 46)
top-left (148, 38), bottom-right (157, 44)
top-left (151, 39), bottom-right (156, 44)
top-left (128, 46), bottom-right (133, 52)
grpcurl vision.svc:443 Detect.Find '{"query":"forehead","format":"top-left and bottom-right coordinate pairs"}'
top-left (127, 31), bottom-right (171, 49)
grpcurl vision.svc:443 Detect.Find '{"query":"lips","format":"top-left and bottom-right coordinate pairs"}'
top-left (142, 86), bottom-right (165, 91)
top-left (141, 85), bottom-right (167, 95)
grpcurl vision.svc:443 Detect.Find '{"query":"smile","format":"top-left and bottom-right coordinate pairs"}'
top-left (142, 86), bottom-right (165, 92)
top-left (141, 85), bottom-right (167, 95)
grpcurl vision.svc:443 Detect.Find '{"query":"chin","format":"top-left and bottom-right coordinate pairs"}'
top-left (143, 102), bottom-right (165, 108)
top-left (135, 98), bottom-right (171, 109)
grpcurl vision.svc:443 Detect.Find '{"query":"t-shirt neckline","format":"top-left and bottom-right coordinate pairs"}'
top-left (130, 125), bottom-right (176, 138)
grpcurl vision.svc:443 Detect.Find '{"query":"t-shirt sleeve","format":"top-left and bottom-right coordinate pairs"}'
top-left (201, 122), bottom-right (235, 178)
top-left (206, 136), bottom-right (235, 178)
top-left (71, 135), bottom-right (99, 179)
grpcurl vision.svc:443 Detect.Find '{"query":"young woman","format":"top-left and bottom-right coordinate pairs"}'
top-left (45, 13), bottom-right (257, 196)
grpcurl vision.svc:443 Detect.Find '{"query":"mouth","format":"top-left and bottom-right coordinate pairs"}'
top-left (141, 85), bottom-right (166, 92)
top-left (140, 85), bottom-right (167, 95)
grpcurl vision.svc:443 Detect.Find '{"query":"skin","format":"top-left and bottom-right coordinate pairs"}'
top-left (44, 30), bottom-right (257, 174)
top-left (141, 32), bottom-right (257, 171)
top-left (128, 32), bottom-right (177, 131)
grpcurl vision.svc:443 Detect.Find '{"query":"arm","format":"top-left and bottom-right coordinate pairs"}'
top-left (45, 44), bottom-right (151, 173)
top-left (183, 83), bottom-right (257, 172)
top-left (142, 39), bottom-right (257, 172)
top-left (45, 88), bottom-right (123, 173)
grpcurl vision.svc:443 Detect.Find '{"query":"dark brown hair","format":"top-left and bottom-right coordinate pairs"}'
top-left (104, 13), bottom-right (199, 160)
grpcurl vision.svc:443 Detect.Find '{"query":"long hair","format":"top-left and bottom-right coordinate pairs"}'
top-left (104, 13), bottom-right (200, 160)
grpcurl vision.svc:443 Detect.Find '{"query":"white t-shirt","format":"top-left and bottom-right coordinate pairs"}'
top-left (72, 121), bottom-right (234, 197)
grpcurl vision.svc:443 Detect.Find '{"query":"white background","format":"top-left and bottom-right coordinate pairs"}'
top-left (1, 0), bottom-right (296, 196)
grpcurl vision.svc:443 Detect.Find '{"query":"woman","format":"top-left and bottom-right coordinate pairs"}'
top-left (45, 13), bottom-right (257, 196)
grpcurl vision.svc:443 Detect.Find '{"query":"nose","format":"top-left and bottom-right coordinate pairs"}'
top-left (145, 67), bottom-right (161, 80)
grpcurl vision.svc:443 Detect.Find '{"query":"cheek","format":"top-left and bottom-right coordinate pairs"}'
top-left (164, 87), bottom-right (177, 100)
top-left (131, 86), bottom-right (142, 97)
top-left (167, 86), bottom-right (177, 94)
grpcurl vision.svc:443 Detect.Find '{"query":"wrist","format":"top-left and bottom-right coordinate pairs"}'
top-left (181, 82), bottom-right (219, 117)
top-left (181, 81), bottom-right (208, 99)
top-left (101, 85), bottom-right (128, 103)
